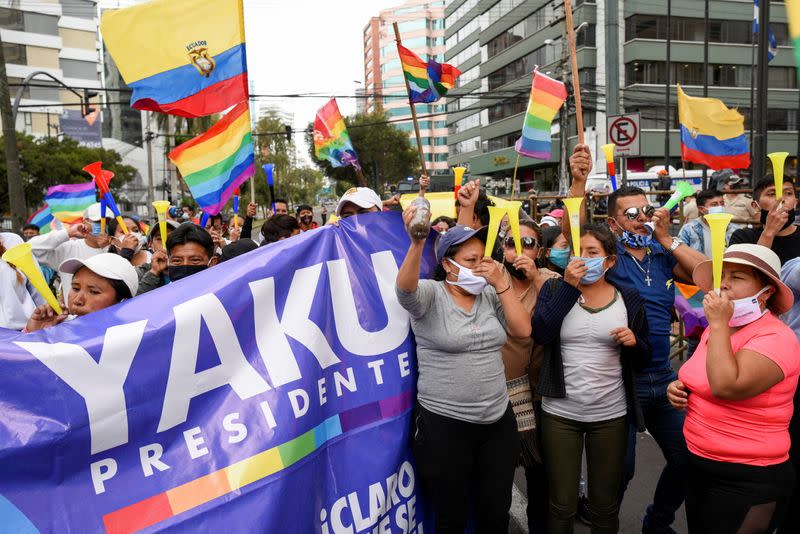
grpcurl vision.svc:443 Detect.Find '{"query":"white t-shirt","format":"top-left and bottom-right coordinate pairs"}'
top-left (0, 233), bottom-right (45, 330)
top-left (27, 230), bottom-right (108, 305)
top-left (542, 291), bottom-right (628, 422)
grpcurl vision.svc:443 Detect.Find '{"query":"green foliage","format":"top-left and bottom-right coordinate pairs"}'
top-left (306, 110), bottom-right (419, 193)
top-left (0, 133), bottom-right (137, 213)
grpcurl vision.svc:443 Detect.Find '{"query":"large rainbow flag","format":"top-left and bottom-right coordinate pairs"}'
top-left (397, 44), bottom-right (460, 104)
top-left (44, 182), bottom-right (96, 225)
top-left (169, 102), bottom-right (254, 216)
top-left (787, 1), bottom-right (800, 79)
top-left (677, 85), bottom-right (749, 169)
top-left (100, 0), bottom-right (248, 118)
top-left (515, 70), bottom-right (567, 160)
top-left (313, 98), bottom-right (360, 169)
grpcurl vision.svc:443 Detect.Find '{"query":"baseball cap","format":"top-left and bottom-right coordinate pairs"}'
top-left (692, 244), bottom-right (793, 314)
top-left (83, 203), bottom-right (104, 222)
top-left (435, 225), bottom-right (488, 262)
top-left (59, 253), bottom-right (139, 299)
top-left (335, 187), bottom-right (382, 216)
top-left (549, 208), bottom-right (564, 218)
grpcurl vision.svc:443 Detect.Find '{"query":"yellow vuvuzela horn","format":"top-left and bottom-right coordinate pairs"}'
top-left (768, 151), bottom-right (789, 201)
top-left (505, 200), bottom-right (523, 255)
top-left (152, 200), bottom-right (170, 246)
top-left (704, 212), bottom-right (733, 294)
top-left (563, 197), bottom-right (584, 257)
top-left (2, 242), bottom-right (62, 314)
top-left (484, 205), bottom-right (507, 257)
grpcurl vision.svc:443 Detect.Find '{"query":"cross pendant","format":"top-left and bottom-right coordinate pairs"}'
top-left (645, 274), bottom-right (652, 286)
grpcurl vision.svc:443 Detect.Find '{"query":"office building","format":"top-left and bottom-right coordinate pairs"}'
top-left (444, 0), bottom-right (799, 193)
top-left (1, 0), bottom-right (102, 138)
top-left (363, 0), bottom-right (449, 175)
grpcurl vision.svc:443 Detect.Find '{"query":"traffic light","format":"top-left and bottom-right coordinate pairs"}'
top-left (82, 89), bottom-right (98, 117)
top-left (284, 125), bottom-right (292, 143)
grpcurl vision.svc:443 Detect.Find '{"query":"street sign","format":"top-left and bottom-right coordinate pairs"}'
top-left (607, 113), bottom-right (640, 157)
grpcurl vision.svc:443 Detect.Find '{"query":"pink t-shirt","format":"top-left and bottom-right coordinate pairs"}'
top-left (679, 312), bottom-right (800, 466)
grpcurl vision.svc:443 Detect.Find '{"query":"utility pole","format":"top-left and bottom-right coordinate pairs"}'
top-left (753, 0), bottom-right (770, 184)
top-left (167, 115), bottom-right (178, 204)
top-left (605, 0), bottom-right (619, 116)
top-left (0, 31), bottom-right (26, 231)
top-left (145, 112), bottom-right (155, 219)
top-left (558, 31), bottom-right (569, 194)
top-left (702, 0), bottom-right (709, 188)
top-left (664, 0), bottom-right (672, 171)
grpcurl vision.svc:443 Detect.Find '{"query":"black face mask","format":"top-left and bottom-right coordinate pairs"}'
top-left (299, 215), bottom-right (313, 226)
top-left (168, 264), bottom-right (207, 282)
top-left (503, 259), bottom-right (528, 280)
top-left (760, 208), bottom-right (797, 231)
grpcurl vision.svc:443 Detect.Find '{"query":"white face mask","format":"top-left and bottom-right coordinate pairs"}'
top-left (707, 206), bottom-right (725, 214)
top-left (131, 232), bottom-right (147, 253)
top-left (445, 258), bottom-right (487, 295)
top-left (729, 286), bottom-right (771, 327)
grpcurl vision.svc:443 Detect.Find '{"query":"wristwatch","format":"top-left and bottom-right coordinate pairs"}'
top-left (669, 236), bottom-right (682, 252)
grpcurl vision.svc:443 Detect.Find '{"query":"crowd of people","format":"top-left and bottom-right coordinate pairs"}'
top-left (2, 145), bottom-right (800, 534)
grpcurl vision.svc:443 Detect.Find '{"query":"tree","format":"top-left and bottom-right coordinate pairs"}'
top-left (278, 166), bottom-right (324, 205)
top-left (306, 110), bottom-right (419, 193)
top-left (0, 133), bottom-right (137, 214)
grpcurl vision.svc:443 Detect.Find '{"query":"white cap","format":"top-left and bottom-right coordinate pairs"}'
top-left (335, 187), bottom-right (382, 217)
top-left (83, 202), bottom-right (103, 221)
top-left (59, 253), bottom-right (139, 298)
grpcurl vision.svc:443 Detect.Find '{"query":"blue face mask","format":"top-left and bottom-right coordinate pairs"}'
top-left (619, 229), bottom-right (653, 249)
top-left (90, 221), bottom-right (103, 235)
top-left (549, 247), bottom-right (570, 269)
top-left (573, 256), bottom-right (608, 285)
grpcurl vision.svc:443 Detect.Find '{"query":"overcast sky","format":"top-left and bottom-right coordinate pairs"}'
top-left (242, 0), bottom-right (401, 160)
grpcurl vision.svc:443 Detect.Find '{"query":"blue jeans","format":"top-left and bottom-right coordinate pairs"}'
top-left (621, 367), bottom-right (688, 534)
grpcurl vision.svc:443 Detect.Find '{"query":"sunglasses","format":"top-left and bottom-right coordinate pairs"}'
top-left (621, 205), bottom-right (656, 221)
top-left (503, 236), bottom-right (539, 249)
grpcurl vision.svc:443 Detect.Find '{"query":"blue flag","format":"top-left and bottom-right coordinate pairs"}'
top-left (754, 0), bottom-right (778, 62)
top-left (0, 213), bottom-right (436, 532)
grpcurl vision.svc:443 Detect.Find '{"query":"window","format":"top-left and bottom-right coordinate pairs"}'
top-left (488, 97), bottom-right (527, 122)
top-left (23, 12), bottom-right (59, 35)
top-left (3, 43), bottom-right (26, 65)
top-left (459, 64), bottom-right (479, 84)
top-left (448, 112), bottom-right (481, 135)
top-left (445, 0), bottom-right (479, 29)
top-left (487, 133), bottom-right (519, 152)
top-left (0, 7), bottom-right (24, 30)
top-left (60, 58), bottom-right (98, 79)
top-left (488, 40), bottom-right (561, 90)
top-left (625, 61), bottom-right (796, 89)
top-left (381, 59), bottom-right (401, 73)
top-left (449, 40), bottom-right (479, 67)
top-left (625, 14), bottom-right (790, 46)
top-left (398, 19), bottom-right (426, 32)
top-left (60, 0), bottom-right (96, 19)
top-left (428, 19), bottom-right (444, 31)
top-left (29, 81), bottom-right (59, 101)
top-left (451, 135), bottom-right (481, 156)
top-left (485, 1), bottom-right (559, 58)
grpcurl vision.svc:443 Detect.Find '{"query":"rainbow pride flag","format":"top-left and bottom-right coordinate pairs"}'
top-left (677, 85), bottom-right (750, 169)
top-left (787, 1), bottom-right (800, 81)
top-left (515, 70), bottom-right (567, 160)
top-left (397, 44), bottom-right (461, 104)
top-left (169, 102), bottom-right (254, 216)
top-left (313, 98), bottom-right (361, 169)
top-left (45, 182), bottom-right (96, 225)
top-left (26, 204), bottom-right (55, 234)
top-left (100, 0), bottom-right (248, 118)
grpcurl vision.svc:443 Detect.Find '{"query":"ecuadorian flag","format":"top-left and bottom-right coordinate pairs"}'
top-left (677, 85), bottom-right (750, 169)
top-left (100, 0), bottom-right (248, 118)
top-left (169, 102), bottom-right (254, 216)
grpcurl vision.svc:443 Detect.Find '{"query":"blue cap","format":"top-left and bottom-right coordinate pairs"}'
top-left (435, 225), bottom-right (487, 262)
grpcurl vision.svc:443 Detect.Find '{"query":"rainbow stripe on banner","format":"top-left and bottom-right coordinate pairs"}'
top-left (44, 182), bottom-right (96, 225)
top-left (677, 85), bottom-right (750, 169)
top-left (100, 0), bottom-right (248, 118)
top-left (313, 98), bottom-right (360, 169)
top-left (515, 70), bottom-right (567, 160)
top-left (397, 44), bottom-right (460, 104)
top-left (102, 389), bottom-right (413, 534)
top-left (26, 204), bottom-right (55, 234)
top-left (169, 102), bottom-right (254, 216)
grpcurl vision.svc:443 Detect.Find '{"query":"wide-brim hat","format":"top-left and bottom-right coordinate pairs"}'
top-left (692, 243), bottom-right (793, 314)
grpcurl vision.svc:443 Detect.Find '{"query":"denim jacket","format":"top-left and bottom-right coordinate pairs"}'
top-left (678, 219), bottom-right (737, 254)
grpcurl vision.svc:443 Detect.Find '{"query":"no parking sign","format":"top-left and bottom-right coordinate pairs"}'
top-left (607, 113), bottom-right (640, 156)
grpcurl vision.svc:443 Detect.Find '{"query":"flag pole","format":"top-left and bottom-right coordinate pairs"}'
top-left (563, 0), bottom-right (584, 145)
top-left (512, 153), bottom-right (520, 199)
top-left (393, 22), bottom-right (428, 185)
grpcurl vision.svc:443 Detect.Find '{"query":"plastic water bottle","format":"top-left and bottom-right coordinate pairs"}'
top-left (408, 195), bottom-right (432, 240)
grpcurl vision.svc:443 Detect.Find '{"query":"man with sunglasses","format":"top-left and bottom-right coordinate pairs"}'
top-left (570, 180), bottom-right (706, 534)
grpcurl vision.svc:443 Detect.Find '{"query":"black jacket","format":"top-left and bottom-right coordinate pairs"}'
top-left (532, 277), bottom-right (652, 431)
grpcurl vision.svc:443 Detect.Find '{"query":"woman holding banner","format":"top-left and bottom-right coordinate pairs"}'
top-left (25, 253), bottom-right (138, 332)
top-left (395, 207), bottom-right (531, 533)
top-left (667, 244), bottom-right (799, 534)
top-left (533, 224), bottom-right (651, 534)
